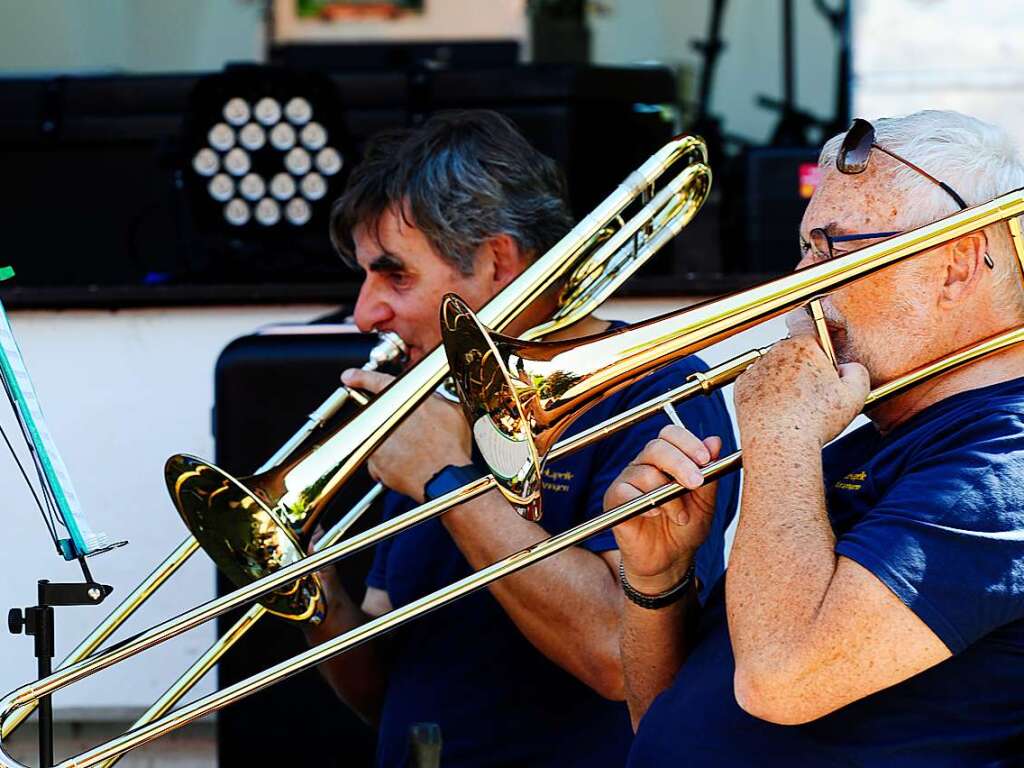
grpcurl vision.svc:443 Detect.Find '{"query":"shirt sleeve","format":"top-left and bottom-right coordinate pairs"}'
top-left (834, 411), bottom-right (1024, 654)
top-left (365, 493), bottom-right (402, 591)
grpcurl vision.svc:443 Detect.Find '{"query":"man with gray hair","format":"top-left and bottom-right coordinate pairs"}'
top-left (608, 109), bottom-right (1024, 766)
top-left (302, 110), bottom-right (739, 766)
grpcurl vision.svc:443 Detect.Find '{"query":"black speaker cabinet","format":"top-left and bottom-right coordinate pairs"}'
top-left (213, 322), bottom-right (384, 767)
top-left (732, 146), bottom-right (820, 275)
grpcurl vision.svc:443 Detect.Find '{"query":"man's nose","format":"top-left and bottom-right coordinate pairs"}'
top-left (352, 283), bottom-right (394, 333)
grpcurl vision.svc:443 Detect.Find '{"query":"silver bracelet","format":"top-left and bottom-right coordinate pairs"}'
top-left (618, 561), bottom-right (695, 610)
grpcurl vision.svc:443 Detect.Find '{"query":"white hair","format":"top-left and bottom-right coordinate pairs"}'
top-left (819, 110), bottom-right (1024, 229)
top-left (820, 110), bottom-right (1024, 310)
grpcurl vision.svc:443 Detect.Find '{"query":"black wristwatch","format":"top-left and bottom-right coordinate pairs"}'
top-left (618, 561), bottom-right (696, 610)
top-left (423, 463), bottom-right (485, 502)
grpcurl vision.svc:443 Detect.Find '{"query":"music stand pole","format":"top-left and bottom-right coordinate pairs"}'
top-left (8, 566), bottom-right (112, 767)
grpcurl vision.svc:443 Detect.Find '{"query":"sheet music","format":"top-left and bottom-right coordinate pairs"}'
top-left (0, 299), bottom-right (110, 559)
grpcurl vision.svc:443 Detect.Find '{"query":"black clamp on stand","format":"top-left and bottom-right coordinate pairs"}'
top-left (8, 561), bottom-right (112, 768)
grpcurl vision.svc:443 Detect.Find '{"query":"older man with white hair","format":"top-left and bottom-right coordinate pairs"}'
top-left (607, 110), bottom-right (1024, 766)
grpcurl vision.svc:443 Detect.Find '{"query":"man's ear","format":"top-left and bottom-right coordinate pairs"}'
top-left (941, 231), bottom-right (987, 305)
top-left (480, 234), bottom-right (528, 290)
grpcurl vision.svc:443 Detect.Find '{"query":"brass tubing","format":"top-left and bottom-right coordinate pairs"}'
top-left (0, 536), bottom-right (200, 739)
top-left (553, 347), bottom-right (769, 451)
top-left (94, 484), bottom-right (385, 768)
top-left (0, 135), bottom-right (712, 764)
top-left (97, 345), bottom-right (748, 766)
top-left (530, 162), bottom-right (710, 339)
top-left (24, 322), bottom-right (1023, 768)
top-left (256, 332), bottom-right (407, 474)
top-left (95, 603), bottom-right (265, 768)
top-left (77, 138), bottom-right (711, 750)
top-left (1, 477), bottom-right (495, 709)
top-left (438, 189), bottom-right (1024, 514)
top-left (512, 189), bottom-right (1024, 436)
top-left (564, 322), bottom-right (1024, 520)
top-left (6, 335), bottom-right (403, 741)
top-left (258, 137), bottom-right (709, 535)
top-left (0, 328), bottom-right (757, 765)
top-left (1009, 216), bottom-right (1024, 282)
top-left (3, 309), bottom-right (1015, 768)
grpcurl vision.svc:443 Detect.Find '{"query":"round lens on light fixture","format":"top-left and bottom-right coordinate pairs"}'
top-left (285, 197), bottom-right (312, 225)
top-left (192, 148), bottom-right (219, 176)
top-left (270, 123), bottom-right (297, 151)
top-left (300, 122), bottom-right (328, 150)
top-left (239, 173), bottom-right (266, 201)
top-left (239, 123), bottom-right (266, 151)
top-left (224, 198), bottom-right (250, 226)
top-left (223, 148), bottom-right (251, 176)
top-left (223, 97), bottom-right (250, 126)
top-left (285, 97), bottom-right (313, 125)
top-left (300, 172), bottom-right (327, 201)
top-left (255, 198), bottom-right (281, 226)
top-left (270, 172), bottom-right (297, 200)
top-left (254, 97), bottom-right (282, 126)
top-left (285, 147), bottom-right (312, 175)
top-left (208, 173), bottom-right (234, 202)
top-left (315, 147), bottom-right (343, 176)
top-left (208, 122), bottom-right (235, 151)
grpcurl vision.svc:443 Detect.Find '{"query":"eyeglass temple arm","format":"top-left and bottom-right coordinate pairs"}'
top-left (872, 144), bottom-right (968, 210)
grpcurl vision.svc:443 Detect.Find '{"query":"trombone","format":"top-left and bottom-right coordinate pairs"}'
top-left (1, 187), bottom-right (1023, 768)
top-left (2, 183), bottom-right (1024, 765)
top-left (163, 134), bottom-right (712, 623)
top-left (441, 193), bottom-right (1024, 517)
top-left (0, 135), bottom-right (712, 760)
top-left (0, 330), bottom-right (408, 749)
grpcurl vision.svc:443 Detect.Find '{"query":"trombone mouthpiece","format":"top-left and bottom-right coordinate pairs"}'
top-left (440, 294), bottom-right (544, 521)
top-left (369, 330), bottom-right (409, 371)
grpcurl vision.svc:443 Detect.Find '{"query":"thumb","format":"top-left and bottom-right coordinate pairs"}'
top-left (784, 307), bottom-right (816, 339)
top-left (837, 362), bottom-right (870, 406)
top-left (702, 435), bottom-right (723, 462)
top-left (342, 368), bottom-right (395, 393)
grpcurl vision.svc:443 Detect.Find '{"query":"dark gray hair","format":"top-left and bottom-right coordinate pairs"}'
top-left (330, 110), bottom-right (574, 274)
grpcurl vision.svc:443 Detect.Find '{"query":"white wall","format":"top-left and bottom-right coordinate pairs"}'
top-left (0, 304), bottom-right (333, 715)
top-left (0, 0), bottom-right (265, 74)
top-left (853, 0), bottom-right (1024, 150)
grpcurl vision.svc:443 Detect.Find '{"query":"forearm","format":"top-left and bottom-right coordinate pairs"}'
top-left (726, 431), bottom-right (838, 681)
top-left (302, 590), bottom-right (389, 725)
top-left (443, 491), bottom-right (626, 699)
top-left (620, 586), bottom-right (697, 729)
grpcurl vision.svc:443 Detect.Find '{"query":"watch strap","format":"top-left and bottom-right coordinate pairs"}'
top-left (619, 561), bottom-right (695, 610)
top-left (423, 463), bottom-right (485, 502)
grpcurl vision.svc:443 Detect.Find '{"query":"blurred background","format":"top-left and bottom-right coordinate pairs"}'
top-left (0, 1), bottom-right (1019, 765)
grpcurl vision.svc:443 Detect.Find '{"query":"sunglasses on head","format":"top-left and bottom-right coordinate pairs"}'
top-left (826, 118), bottom-right (992, 268)
top-left (838, 118), bottom-right (968, 210)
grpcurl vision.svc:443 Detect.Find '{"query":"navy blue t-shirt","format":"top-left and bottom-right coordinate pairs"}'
top-left (367, 345), bottom-right (739, 768)
top-left (629, 376), bottom-right (1024, 767)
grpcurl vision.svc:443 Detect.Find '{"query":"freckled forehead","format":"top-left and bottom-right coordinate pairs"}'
top-left (800, 166), bottom-right (905, 237)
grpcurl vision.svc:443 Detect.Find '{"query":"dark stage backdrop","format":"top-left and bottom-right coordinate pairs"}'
top-left (0, 64), bottom-right (682, 309)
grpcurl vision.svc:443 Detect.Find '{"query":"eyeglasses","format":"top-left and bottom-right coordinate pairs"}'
top-left (808, 118), bottom-right (993, 268)
top-left (806, 227), bottom-right (900, 262)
